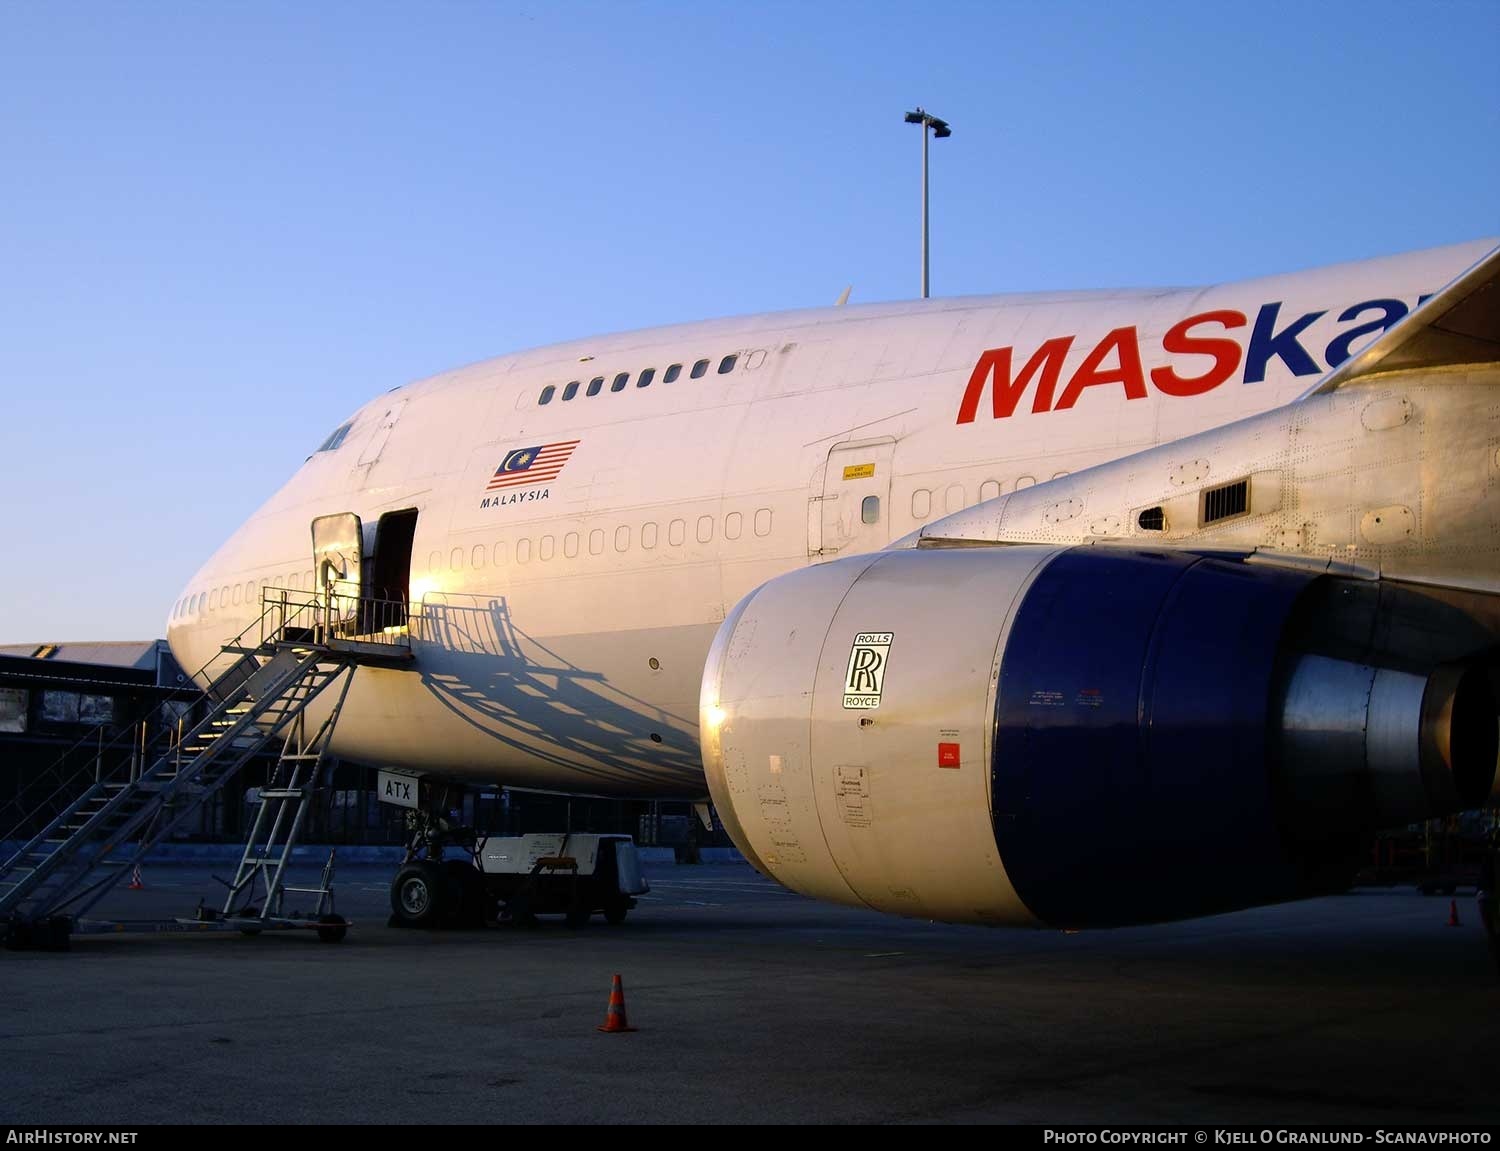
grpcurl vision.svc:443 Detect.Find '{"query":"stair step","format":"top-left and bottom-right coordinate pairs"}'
top-left (258, 789), bottom-right (308, 799)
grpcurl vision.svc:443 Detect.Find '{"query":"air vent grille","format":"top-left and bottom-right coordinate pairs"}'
top-left (1137, 507), bottom-right (1165, 532)
top-left (1201, 479), bottom-right (1249, 525)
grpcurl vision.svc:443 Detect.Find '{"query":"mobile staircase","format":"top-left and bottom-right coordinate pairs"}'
top-left (0, 589), bottom-right (411, 949)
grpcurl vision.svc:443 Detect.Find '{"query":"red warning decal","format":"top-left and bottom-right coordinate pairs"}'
top-left (938, 742), bottom-right (961, 769)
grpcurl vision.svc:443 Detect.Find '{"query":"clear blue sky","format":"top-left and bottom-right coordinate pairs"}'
top-left (2, 0), bottom-right (1496, 642)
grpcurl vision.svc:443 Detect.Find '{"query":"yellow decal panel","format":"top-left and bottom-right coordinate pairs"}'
top-left (842, 463), bottom-right (876, 481)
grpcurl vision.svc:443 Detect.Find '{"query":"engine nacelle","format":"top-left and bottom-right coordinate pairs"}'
top-left (700, 546), bottom-right (1496, 928)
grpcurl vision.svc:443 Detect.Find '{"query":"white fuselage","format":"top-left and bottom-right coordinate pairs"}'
top-left (165, 240), bottom-right (1492, 797)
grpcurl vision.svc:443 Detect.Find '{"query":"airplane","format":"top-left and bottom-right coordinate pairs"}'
top-left (165, 236), bottom-right (1500, 931)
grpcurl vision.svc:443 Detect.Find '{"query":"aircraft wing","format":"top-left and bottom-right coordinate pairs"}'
top-left (1300, 239), bottom-right (1500, 397)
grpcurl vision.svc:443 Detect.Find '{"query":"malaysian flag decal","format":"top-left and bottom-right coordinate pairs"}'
top-left (486, 440), bottom-right (580, 490)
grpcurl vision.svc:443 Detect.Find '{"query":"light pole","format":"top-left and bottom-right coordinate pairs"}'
top-left (904, 107), bottom-right (951, 299)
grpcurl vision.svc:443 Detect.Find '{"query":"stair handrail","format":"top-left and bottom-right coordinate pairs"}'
top-left (0, 590), bottom-right (325, 850)
top-left (0, 586), bottom-right (411, 856)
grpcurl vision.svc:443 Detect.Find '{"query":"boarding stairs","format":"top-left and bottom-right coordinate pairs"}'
top-left (0, 589), bottom-right (411, 945)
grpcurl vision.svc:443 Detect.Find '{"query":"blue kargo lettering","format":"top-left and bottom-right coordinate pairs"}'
top-left (1324, 298), bottom-right (1408, 367)
top-left (1243, 302), bottom-right (1326, 383)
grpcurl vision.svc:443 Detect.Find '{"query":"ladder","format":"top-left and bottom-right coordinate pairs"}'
top-left (0, 588), bottom-right (411, 944)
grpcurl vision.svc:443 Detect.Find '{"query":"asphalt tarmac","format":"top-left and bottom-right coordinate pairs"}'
top-left (2, 862), bottom-right (1496, 1125)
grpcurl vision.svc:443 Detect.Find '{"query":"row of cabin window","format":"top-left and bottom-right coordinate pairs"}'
top-left (430, 508), bottom-right (774, 573)
top-left (907, 472), bottom-right (1069, 520)
top-left (173, 571), bottom-right (316, 619)
top-left (538, 354), bottom-right (738, 406)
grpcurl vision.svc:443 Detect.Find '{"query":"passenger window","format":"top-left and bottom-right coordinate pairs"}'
top-left (539, 385), bottom-right (556, 405)
top-left (540, 535), bottom-right (555, 561)
top-left (288, 573), bottom-right (299, 591)
top-left (232, 584), bottom-right (242, 606)
top-left (642, 522), bottom-right (658, 549)
top-left (587, 377), bottom-right (604, 397)
top-left (471, 545), bottom-right (486, 569)
top-left (450, 548), bottom-right (464, 570)
top-left (564, 532), bottom-right (580, 558)
top-left (221, 585), bottom-right (231, 606)
top-left (637, 368), bottom-right (655, 388)
top-left (725, 512), bottom-right (743, 540)
top-left (979, 480), bottom-right (1001, 503)
top-left (912, 490), bottom-right (932, 519)
top-left (493, 541), bottom-right (508, 566)
top-left (589, 530), bottom-right (604, 555)
top-left (615, 525), bottom-right (631, 552)
top-left (517, 539), bottom-right (532, 563)
top-left (611, 372), bottom-right (629, 393)
top-left (209, 589), bottom-right (219, 610)
top-left (669, 518), bottom-right (686, 546)
top-left (945, 484), bottom-right (964, 514)
top-left (697, 515), bottom-right (714, 543)
top-left (429, 551), bottom-right (442, 573)
top-left (1015, 475), bottom-right (1037, 490)
top-left (562, 381), bottom-right (580, 401)
top-left (690, 359), bottom-right (709, 379)
top-left (754, 509), bottom-right (772, 537)
top-left (861, 496), bottom-right (880, 525)
top-left (1052, 471), bottom-right (1070, 481)
top-left (717, 354), bottom-right (737, 375)
top-left (664, 364), bottom-right (682, 383)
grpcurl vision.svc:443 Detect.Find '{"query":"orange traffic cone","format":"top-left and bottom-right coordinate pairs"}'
top-left (596, 974), bottom-right (637, 1033)
top-left (1447, 899), bottom-right (1461, 927)
top-left (127, 865), bottom-right (144, 891)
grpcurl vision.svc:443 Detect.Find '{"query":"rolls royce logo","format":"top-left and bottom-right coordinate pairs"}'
top-left (843, 632), bottom-right (893, 709)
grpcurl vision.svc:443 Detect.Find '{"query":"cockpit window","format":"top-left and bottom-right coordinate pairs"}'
top-left (317, 422), bottom-right (354, 453)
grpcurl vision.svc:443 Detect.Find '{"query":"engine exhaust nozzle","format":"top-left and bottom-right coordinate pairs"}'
top-left (1275, 655), bottom-right (1497, 835)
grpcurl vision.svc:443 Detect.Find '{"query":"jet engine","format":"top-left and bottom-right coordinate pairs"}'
top-left (699, 546), bottom-right (1497, 928)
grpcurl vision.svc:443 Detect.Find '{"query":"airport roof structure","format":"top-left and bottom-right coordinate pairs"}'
top-left (0, 641), bottom-right (164, 670)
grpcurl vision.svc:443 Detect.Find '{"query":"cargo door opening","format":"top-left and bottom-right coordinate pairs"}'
top-left (368, 508), bottom-right (418, 630)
